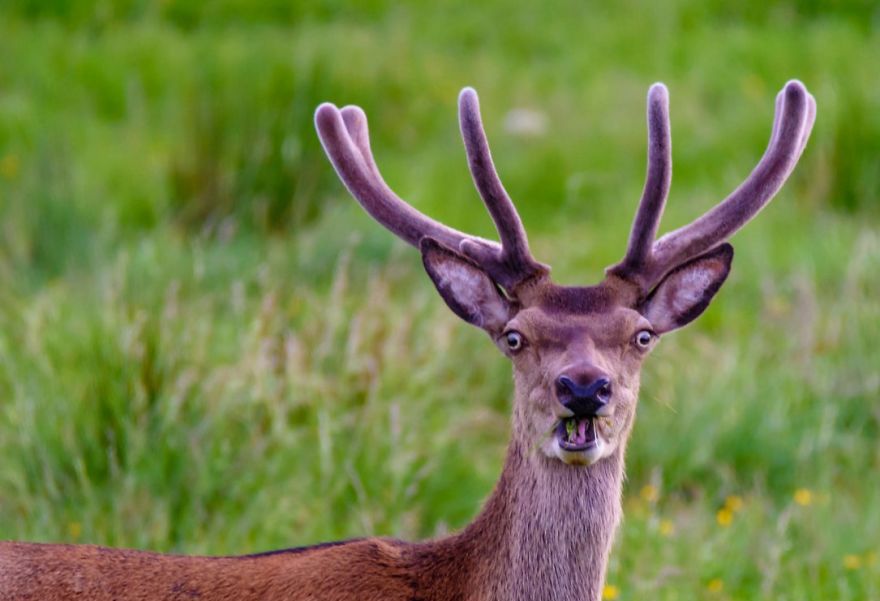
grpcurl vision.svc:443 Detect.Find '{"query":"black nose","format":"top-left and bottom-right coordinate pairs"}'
top-left (555, 375), bottom-right (612, 416)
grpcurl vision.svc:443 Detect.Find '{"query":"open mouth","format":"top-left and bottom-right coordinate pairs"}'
top-left (556, 416), bottom-right (599, 451)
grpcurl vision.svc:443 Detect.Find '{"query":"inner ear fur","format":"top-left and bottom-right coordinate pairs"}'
top-left (640, 243), bottom-right (734, 335)
top-left (420, 237), bottom-right (514, 334)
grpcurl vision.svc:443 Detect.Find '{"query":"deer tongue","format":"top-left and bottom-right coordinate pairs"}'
top-left (578, 417), bottom-right (596, 445)
top-left (564, 416), bottom-right (597, 447)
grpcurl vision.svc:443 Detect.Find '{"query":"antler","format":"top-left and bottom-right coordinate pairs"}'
top-left (314, 89), bottom-right (548, 293)
top-left (617, 83), bottom-right (673, 274)
top-left (609, 80), bottom-right (817, 292)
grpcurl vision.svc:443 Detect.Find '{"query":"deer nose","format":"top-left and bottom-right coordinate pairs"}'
top-left (555, 375), bottom-right (612, 416)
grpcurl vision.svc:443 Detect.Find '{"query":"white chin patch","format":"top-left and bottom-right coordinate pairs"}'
top-left (554, 437), bottom-right (605, 466)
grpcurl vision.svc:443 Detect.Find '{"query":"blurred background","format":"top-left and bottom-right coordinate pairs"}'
top-left (0, 1), bottom-right (877, 599)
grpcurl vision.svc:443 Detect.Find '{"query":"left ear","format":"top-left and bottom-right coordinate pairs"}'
top-left (641, 243), bottom-right (733, 334)
top-left (420, 237), bottom-right (514, 335)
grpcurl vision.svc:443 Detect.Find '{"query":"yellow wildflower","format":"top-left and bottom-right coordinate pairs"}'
top-left (724, 495), bottom-right (744, 512)
top-left (659, 519), bottom-right (675, 537)
top-left (706, 578), bottom-right (724, 593)
top-left (843, 554), bottom-right (862, 570)
top-left (0, 154), bottom-right (19, 180)
top-left (67, 522), bottom-right (82, 539)
top-left (716, 508), bottom-right (733, 527)
top-left (602, 584), bottom-right (620, 600)
top-left (793, 488), bottom-right (813, 506)
top-left (640, 484), bottom-right (658, 503)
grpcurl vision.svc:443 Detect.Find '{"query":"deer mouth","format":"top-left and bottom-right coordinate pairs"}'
top-left (556, 416), bottom-right (599, 451)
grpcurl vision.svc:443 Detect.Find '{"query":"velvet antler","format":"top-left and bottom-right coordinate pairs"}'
top-left (608, 80), bottom-right (817, 292)
top-left (617, 83), bottom-right (672, 274)
top-left (315, 89), bottom-right (548, 294)
top-left (317, 81), bottom-right (815, 298)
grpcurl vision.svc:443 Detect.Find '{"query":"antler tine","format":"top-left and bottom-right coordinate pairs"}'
top-left (338, 105), bottom-right (382, 180)
top-left (796, 90), bottom-right (817, 159)
top-left (314, 102), bottom-right (497, 254)
top-left (613, 83), bottom-right (672, 277)
top-left (458, 88), bottom-right (537, 266)
top-left (642, 80), bottom-right (815, 288)
top-left (457, 88), bottom-right (549, 289)
top-left (769, 84), bottom-right (816, 157)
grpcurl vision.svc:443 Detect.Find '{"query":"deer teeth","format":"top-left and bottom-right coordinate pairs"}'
top-left (561, 417), bottom-right (592, 445)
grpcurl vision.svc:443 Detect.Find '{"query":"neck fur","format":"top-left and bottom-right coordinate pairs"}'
top-left (411, 393), bottom-right (630, 601)
top-left (461, 441), bottom-right (625, 601)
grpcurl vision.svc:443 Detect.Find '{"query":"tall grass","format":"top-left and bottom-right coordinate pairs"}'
top-left (0, 2), bottom-right (877, 599)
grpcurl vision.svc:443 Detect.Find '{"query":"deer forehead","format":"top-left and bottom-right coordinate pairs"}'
top-left (511, 305), bottom-right (646, 350)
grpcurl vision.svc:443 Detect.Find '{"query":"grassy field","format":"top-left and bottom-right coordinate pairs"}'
top-left (0, 1), bottom-right (878, 599)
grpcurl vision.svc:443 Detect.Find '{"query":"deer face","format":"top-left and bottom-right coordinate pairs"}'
top-left (316, 80), bottom-right (815, 468)
top-left (502, 302), bottom-right (650, 467)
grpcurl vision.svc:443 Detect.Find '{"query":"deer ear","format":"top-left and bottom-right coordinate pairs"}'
top-left (641, 244), bottom-right (733, 334)
top-left (420, 237), bottom-right (513, 333)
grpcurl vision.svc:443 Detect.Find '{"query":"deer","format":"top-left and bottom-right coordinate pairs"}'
top-left (0, 80), bottom-right (815, 601)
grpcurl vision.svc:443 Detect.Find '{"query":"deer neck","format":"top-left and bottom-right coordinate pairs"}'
top-left (438, 425), bottom-right (626, 601)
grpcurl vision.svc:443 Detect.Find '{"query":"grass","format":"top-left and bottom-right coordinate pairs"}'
top-left (0, 1), bottom-right (878, 599)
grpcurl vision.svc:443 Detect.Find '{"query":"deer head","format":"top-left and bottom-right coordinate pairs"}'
top-left (315, 82), bottom-right (815, 468)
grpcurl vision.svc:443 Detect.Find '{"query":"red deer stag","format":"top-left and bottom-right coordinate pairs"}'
top-left (0, 80), bottom-right (815, 601)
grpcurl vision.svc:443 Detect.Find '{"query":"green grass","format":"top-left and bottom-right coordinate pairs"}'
top-left (0, 2), bottom-right (878, 599)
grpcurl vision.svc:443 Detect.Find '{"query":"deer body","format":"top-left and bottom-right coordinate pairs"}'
top-left (0, 81), bottom-right (815, 601)
top-left (1, 322), bottom-right (628, 601)
top-left (0, 446), bottom-right (624, 601)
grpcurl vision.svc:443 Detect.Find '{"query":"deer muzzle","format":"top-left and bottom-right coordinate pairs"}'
top-left (555, 375), bottom-right (612, 417)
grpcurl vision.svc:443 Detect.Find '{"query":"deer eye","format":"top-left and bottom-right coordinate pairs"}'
top-left (504, 331), bottom-right (525, 352)
top-left (634, 329), bottom-right (654, 349)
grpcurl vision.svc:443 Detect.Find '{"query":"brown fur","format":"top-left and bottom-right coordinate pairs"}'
top-left (0, 445), bottom-right (622, 601)
top-left (0, 82), bottom-right (816, 601)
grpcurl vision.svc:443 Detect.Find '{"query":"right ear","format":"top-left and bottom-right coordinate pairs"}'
top-left (420, 237), bottom-right (514, 334)
top-left (640, 243), bottom-right (733, 335)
